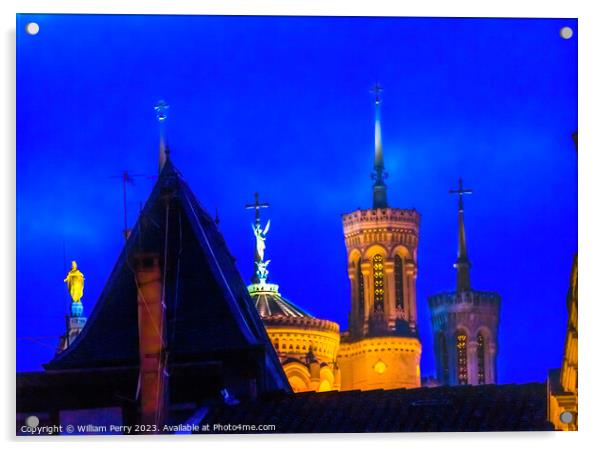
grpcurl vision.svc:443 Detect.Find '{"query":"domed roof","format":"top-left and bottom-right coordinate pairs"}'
top-left (248, 282), bottom-right (313, 318)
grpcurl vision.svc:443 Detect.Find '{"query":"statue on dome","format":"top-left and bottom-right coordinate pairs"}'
top-left (245, 192), bottom-right (271, 284)
top-left (256, 260), bottom-right (271, 282)
top-left (64, 260), bottom-right (85, 303)
top-left (252, 219), bottom-right (270, 263)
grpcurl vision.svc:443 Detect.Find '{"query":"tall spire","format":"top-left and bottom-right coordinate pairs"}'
top-left (449, 178), bottom-right (473, 292)
top-left (370, 84), bottom-right (388, 209)
top-left (245, 192), bottom-right (271, 284)
top-left (154, 100), bottom-right (170, 173)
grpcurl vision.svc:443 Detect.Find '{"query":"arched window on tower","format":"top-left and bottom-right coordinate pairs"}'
top-left (373, 254), bottom-right (385, 312)
top-left (357, 262), bottom-right (365, 321)
top-left (438, 332), bottom-right (449, 385)
top-left (456, 331), bottom-right (468, 385)
top-left (477, 332), bottom-right (486, 384)
top-left (394, 255), bottom-right (404, 311)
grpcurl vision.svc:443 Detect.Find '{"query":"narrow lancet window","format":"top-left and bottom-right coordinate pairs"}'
top-left (394, 255), bottom-right (404, 310)
top-left (373, 254), bottom-right (385, 312)
top-left (357, 262), bottom-right (365, 321)
top-left (456, 331), bottom-right (468, 385)
top-left (477, 332), bottom-right (486, 384)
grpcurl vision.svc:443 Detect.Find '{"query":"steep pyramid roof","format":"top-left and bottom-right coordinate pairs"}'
top-left (45, 160), bottom-right (289, 393)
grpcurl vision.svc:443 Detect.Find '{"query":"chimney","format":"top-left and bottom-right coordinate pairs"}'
top-left (134, 253), bottom-right (167, 429)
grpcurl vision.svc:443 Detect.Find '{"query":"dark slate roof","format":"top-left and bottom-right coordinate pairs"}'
top-left (199, 383), bottom-right (552, 433)
top-left (45, 160), bottom-right (289, 393)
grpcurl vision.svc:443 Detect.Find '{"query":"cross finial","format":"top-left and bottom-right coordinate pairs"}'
top-left (371, 83), bottom-right (383, 104)
top-left (245, 192), bottom-right (270, 226)
top-left (154, 100), bottom-right (169, 122)
top-left (449, 177), bottom-right (473, 211)
top-left (449, 177), bottom-right (473, 292)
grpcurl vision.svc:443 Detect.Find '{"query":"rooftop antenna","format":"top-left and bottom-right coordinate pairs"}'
top-left (110, 171), bottom-right (146, 240)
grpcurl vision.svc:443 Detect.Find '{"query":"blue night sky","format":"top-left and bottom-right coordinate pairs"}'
top-left (16, 14), bottom-right (577, 383)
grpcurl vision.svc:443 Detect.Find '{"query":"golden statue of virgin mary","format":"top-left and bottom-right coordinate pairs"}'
top-left (64, 260), bottom-right (85, 303)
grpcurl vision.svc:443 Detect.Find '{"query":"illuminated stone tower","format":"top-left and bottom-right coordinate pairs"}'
top-left (428, 179), bottom-right (501, 386)
top-left (337, 86), bottom-right (422, 390)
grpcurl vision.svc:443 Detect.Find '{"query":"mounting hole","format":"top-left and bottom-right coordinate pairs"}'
top-left (559, 411), bottom-right (574, 424)
top-left (560, 26), bottom-right (573, 40)
top-left (25, 415), bottom-right (40, 427)
top-left (25, 22), bottom-right (40, 35)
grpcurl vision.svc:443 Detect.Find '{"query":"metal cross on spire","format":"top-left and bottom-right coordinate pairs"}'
top-left (449, 177), bottom-right (473, 212)
top-left (370, 83), bottom-right (383, 104)
top-left (449, 177), bottom-right (473, 292)
top-left (154, 100), bottom-right (169, 121)
top-left (245, 192), bottom-right (270, 227)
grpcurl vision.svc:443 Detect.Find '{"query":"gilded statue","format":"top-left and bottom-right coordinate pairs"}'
top-left (64, 260), bottom-right (85, 302)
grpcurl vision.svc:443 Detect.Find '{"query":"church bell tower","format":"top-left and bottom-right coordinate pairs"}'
top-left (337, 86), bottom-right (422, 391)
top-left (342, 85), bottom-right (420, 338)
top-left (428, 179), bottom-right (501, 386)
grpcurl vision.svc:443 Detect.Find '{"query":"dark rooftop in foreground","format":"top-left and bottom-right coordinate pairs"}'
top-left (199, 382), bottom-right (553, 433)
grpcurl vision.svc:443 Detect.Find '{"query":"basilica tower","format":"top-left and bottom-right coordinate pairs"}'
top-left (337, 86), bottom-right (422, 391)
top-left (428, 180), bottom-right (501, 386)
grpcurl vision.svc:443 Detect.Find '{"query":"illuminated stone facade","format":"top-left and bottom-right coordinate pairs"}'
top-left (337, 336), bottom-right (421, 390)
top-left (548, 255), bottom-right (578, 430)
top-left (249, 206), bottom-right (424, 393)
top-left (250, 208), bottom-right (424, 393)
top-left (249, 282), bottom-right (341, 393)
top-left (429, 290), bottom-right (500, 385)
top-left (338, 208), bottom-right (422, 390)
top-left (341, 208), bottom-right (420, 333)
